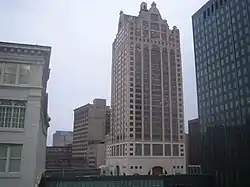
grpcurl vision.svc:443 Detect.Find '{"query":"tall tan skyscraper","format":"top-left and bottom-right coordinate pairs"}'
top-left (106, 2), bottom-right (186, 175)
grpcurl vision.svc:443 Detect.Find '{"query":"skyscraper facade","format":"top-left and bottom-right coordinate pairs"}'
top-left (192, 0), bottom-right (250, 186)
top-left (107, 2), bottom-right (186, 175)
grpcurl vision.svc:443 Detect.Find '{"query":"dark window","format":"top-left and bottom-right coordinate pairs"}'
top-left (152, 144), bottom-right (163, 156)
top-left (150, 14), bottom-right (159, 21)
top-left (165, 144), bottom-right (171, 156)
top-left (215, 1), bottom-right (218, 9)
top-left (135, 144), bottom-right (142, 156)
top-left (173, 144), bottom-right (179, 156)
top-left (144, 144), bottom-right (150, 156)
top-left (211, 4), bottom-right (214, 12)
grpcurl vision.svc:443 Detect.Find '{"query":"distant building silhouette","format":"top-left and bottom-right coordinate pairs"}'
top-left (53, 131), bottom-right (73, 146)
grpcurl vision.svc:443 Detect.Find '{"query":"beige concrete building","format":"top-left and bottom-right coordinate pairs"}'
top-left (0, 42), bottom-right (51, 187)
top-left (106, 2), bottom-right (186, 175)
top-left (72, 99), bottom-right (110, 168)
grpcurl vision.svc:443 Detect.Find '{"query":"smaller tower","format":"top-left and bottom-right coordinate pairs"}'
top-left (140, 2), bottom-right (147, 11)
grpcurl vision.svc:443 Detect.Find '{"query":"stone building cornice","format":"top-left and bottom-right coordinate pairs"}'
top-left (0, 41), bottom-right (51, 65)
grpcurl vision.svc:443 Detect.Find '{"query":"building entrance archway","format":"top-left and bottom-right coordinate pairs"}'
top-left (152, 166), bottom-right (164, 176)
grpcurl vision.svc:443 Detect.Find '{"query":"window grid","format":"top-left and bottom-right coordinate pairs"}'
top-left (0, 100), bottom-right (26, 128)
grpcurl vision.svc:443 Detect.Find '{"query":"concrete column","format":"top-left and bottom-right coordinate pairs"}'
top-left (20, 95), bottom-right (41, 187)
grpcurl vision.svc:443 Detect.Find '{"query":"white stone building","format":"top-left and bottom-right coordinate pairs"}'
top-left (0, 42), bottom-right (51, 187)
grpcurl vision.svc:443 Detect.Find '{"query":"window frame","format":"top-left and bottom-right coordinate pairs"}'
top-left (0, 100), bottom-right (26, 129)
top-left (0, 144), bottom-right (22, 173)
top-left (0, 62), bottom-right (31, 85)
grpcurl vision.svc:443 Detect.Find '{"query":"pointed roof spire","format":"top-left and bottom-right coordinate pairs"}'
top-left (151, 2), bottom-right (156, 7)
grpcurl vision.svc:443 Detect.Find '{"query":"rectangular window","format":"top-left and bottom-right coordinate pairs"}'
top-left (152, 144), bottom-right (163, 156)
top-left (144, 144), bottom-right (150, 156)
top-left (0, 63), bottom-right (30, 85)
top-left (116, 145), bottom-right (119, 156)
top-left (135, 144), bottom-right (142, 156)
top-left (150, 14), bottom-right (159, 21)
top-left (0, 63), bottom-right (3, 79)
top-left (0, 144), bottom-right (22, 172)
top-left (173, 144), bottom-right (179, 156)
top-left (165, 144), bottom-right (171, 156)
top-left (3, 63), bottom-right (18, 84)
top-left (215, 1), bottom-right (218, 9)
top-left (18, 64), bottom-right (31, 84)
top-left (0, 100), bottom-right (26, 128)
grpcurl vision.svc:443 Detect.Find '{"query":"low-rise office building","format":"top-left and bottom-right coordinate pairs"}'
top-left (46, 146), bottom-right (72, 169)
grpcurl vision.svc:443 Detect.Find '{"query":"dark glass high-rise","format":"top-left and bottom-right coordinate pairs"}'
top-left (192, 0), bottom-right (250, 186)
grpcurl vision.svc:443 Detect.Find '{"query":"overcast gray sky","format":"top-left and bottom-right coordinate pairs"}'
top-left (0, 0), bottom-right (207, 145)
